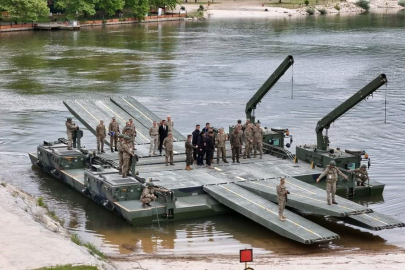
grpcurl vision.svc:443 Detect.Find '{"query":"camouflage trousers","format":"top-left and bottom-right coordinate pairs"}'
top-left (232, 146), bottom-right (240, 162)
top-left (355, 177), bottom-right (367, 184)
top-left (253, 141), bottom-right (263, 157)
top-left (67, 132), bottom-right (73, 149)
top-left (141, 194), bottom-right (156, 204)
top-left (97, 136), bottom-right (105, 151)
top-left (149, 135), bottom-right (158, 155)
top-left (118, 152), bottom-right (123, 173)
top-left (278, 198), bottom-right (286, 217)
top-left (110, 134), bottom-right (118, 148)
top-left (244, 140), bottom-right (252, 158)
top-left (186, 152), bottom-right (193, 166)
top-left (122, 156), bottom-right (131, 177)
top-left (217, 146), bottom-right (227, 161)
top-left (165, 149), bottom-right (174, 165)
top-left (326, 181), bottom-right (337, 204)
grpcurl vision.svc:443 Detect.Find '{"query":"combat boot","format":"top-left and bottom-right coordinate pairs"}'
top-left (223, 159), bottom-right (228, 163)
top-left (332, 201), bottom-right (338, 205)
top-left (260, 155), bottom-right (263, 159)
top-left (217, 159), bottom-right (220, 164)
top-left (111, 147), bottom-right (114, 153)
top-left (101, 148), bottom-right (105, 153)
top-left (282, 215), bottom-right (287, 219)
top-left (115, 147), bottom-right (118, 151)
top-left (185, 166), bottom-right (190, 171)
top-left (279, 216), bottom-right (285, 222)
top-left (97, 148), bottom-right (101, 154)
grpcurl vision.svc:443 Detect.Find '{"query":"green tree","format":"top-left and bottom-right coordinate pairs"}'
top-left (125, 0), bottom-right (149, 20)
top-left (55, 0), bottom-right (98, 19)
top-left (97, 0), bottom-right (125, 16)
top-left (149, 0), bottom-right (178, 10)
top-left (0, 0), bottom-right (49, 22)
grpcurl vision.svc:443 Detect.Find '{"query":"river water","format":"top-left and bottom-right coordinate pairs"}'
top-left (0, 11), bottom-right (404, 256)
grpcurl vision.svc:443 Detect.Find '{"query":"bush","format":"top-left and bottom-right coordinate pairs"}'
top-left (318, 8), bottom-right (327, 14)
top-left (37, 196), bottom-right (46, 207)
top-left (305, 0), bottom-right (309, 5)
top-left (398, 0), bottom-right (405, 7)
top-left (198, 5), bottom-right (204, 12)
top-left (335, 3), bottom-right (341, 10)
top-left (306, 8), bottom-right (315, 15)
top-left (355, 0), bottom-right (370, 10)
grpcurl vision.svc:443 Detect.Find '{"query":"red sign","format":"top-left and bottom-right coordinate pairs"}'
top-left (240, 249), bottom-right (253, 263)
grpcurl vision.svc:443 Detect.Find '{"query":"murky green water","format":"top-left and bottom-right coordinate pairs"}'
top-left (1, 11), bottom-right (405, 256)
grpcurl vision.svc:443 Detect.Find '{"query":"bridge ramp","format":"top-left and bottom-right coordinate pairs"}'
top-left (343, 211), bottom-right (405, 231)
top-left (237, 179), bottom-right (371, 217)
top-left (204, 184), bottom-right (339, 244)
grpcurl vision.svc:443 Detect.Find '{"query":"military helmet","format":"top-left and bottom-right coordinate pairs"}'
top-left (124, 136), bottom-right (131, 140)
top-left (361, 164), bottom-right (367, 169)
top-left (118, 134), bottom-right (124, 138)
top-left (330, 160), bottom-right (336, 166)
top-left (67, 117), bottom-right (72, 121)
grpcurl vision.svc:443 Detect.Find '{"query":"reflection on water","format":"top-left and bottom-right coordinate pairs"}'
top-left (0, 12), bottom-right (405, 255)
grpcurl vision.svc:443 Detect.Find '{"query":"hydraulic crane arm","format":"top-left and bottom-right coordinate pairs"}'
top-left (245, 55), bottom-right (294, 123)
top-left (316, 74), bottom-right (387, 150)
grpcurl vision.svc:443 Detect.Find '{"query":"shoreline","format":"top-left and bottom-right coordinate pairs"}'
top-left (1, 181), bottom-right (404, 269)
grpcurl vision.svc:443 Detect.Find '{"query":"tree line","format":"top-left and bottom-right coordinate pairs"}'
top-left (0, 0), bottom-right (179, 23)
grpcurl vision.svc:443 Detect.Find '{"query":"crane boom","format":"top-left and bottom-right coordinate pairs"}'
top-left (316, 74), bottom-right (387, 150)
top-left (245, 55), bottom-right (294, 123)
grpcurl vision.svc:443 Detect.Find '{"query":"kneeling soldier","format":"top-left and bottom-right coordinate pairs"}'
top-left (351, 164), bottom-right (370, 186)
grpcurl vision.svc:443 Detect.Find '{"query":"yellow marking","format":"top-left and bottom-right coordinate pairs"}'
top-left (236, 176), bottom-right (246, 181)
top-left (249, 181), bottom-right (360, 213)
top-left (60, 170), bottom-right (84, 184)
top-left (218, 185), bottom-right (322, 238)
top-left (363, 214), bottom-right (391, 226)
top-left (114, 202), bottom-right (165, 212)
top-left (121, 97), bottom-right (179, 142)
top-left (214, 167), bottom-right (223, 172)
top-left (97, 101), bottom-right (150, 142)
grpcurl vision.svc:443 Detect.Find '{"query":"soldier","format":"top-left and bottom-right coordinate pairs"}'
top-left (128, 118), bottom-right (137, 150)
top-left (253, 123), bottom-right (263, 159)
top-left (149, 120), bottom-right (159, 156)
top-left (95, 120), bottom-right (106, 154)
top-left (117, 134), bottom-right (125, 174)
top-left (237, 124), bottom-right (244, 154)
top-left (108, 117), bottom-right (120, 153)
top-left (167, 115), bottom-right (174, 133)
top-left (316, 160), bottom-right (348, 205)
top-left (230, 128), bottom-right (240, 163)
top-left (277, 177), bottom-right (289, 221)
top-left (140, 183), bottom-right (167, 207)
top-left (123, 122), bottom-right (134, 150)
top-left (351, 164), bottom-right (370, 186)
top-left (121, 136), bottom-right (134, 178)
top-left (216, 128), bottom-right (228, 164)
top-left (243, 124), bottom-right (253, 159)
top-left (65, 117), bottom-right (77, 150)
top-left (163, 132), bottom-right (175, 166)
top-left (185, 134), bottom-right (197, 170)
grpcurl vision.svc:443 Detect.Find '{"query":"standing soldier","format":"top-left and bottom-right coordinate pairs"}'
top-left (243, 124), bottom-right (253, 159)
top-left (123, 122), bottom-right (134, 150)
top-left (230, 128), bottom-right (241, 163)
top-left (117, 134), bottom-right (125, 174)
top-left (65, 117), bottom-right (77, 150)
top-left (108, 117), bottom-right (120, 152)
top-left (351, 164), bottom-right (370, 186)
top-left (192, 124), bottom-right (201, 161)
top-left (277, 177), bottom-right (289, 221)
top-left (185, 135), bottom-right (197, 170)
top-left (149, 121), bottom-right (159, 156)
top-left (253, 123), bottom-right (263, 159)
top-left (167, 115), bottom-right (174, 134)
top-left (237, 124), bottom-right (243, 154)
top-left (95, 120), bottom-right (106, 154)
top-left (129, 118), bottom-right (137, 150)
top-left (316, 160), bottom-right (348, 205)
top-left (216, 128), bottom-right (228, 164)
top-left (121, 136), bottom-right (134, 178)
top-left (163, 132), bottom-right (175, 166)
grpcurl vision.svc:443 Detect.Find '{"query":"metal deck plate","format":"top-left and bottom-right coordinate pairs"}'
top-left (237, 179), bottom-right (371, 217)
top-left (204, 183), bottom-right (339, 244)
top-left (344, 211), bottom-right (405, 231)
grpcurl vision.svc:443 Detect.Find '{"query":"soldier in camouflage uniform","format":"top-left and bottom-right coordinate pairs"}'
top-left (149, 121), bottom-right (159, 156)
top-left (123, 122), bottom-right (134, 150)
top-left (230, 128), bottom-right (241, 163)
top-left (167, 115), bottom-right (174, 133)
top-left (317, 160), bottom-right (348, 205)
top-left (121, 136), bottom-right (134, 178)
top-left (185, 135), bottom-right (197, 170)
top-left (215, 128), bottom-right (228, 164)
top-left (128, 118), bottom-right (137, 150)
top-left (237, 124), bottom-right (243, 154)
top-left (277, 177), bottom-right (288, 221)
top-left (253, 123), bottom-right (263, 159)
top-left (117, 134), bottom-right (125, 174)
top-left (95, 120), bottom-right (106, 154)
top-left (140, 182), bottom-right (167, 207)
top-left (65, 117), bottom-right (77, 150)
top-left (243, 124), bottom-right (253, 159)
top-left (351, 164), bottom-right (370, 186)
top-left (108, 117), bottom-right (120, 152)
top-left (163, 132), bottom-right (175, 166)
